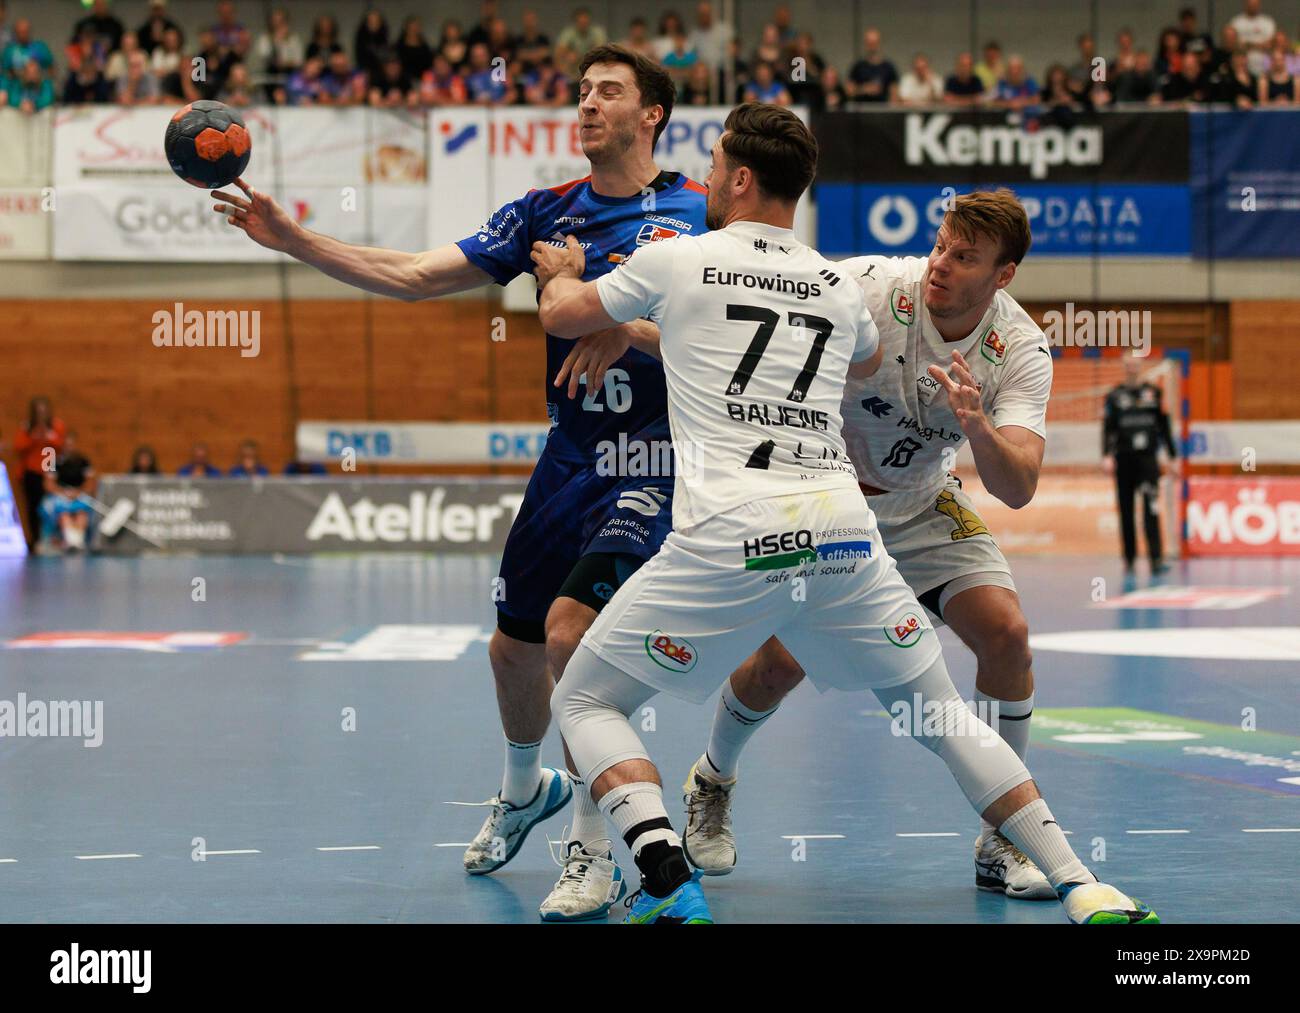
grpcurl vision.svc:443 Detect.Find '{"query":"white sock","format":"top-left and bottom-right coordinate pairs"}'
top-left (597, 781), bottom-right (679, 854)
top-left (567, 771), bottom-right (608, 853)
top-left (975, 690), bottom-right (1033, 838)
top-left (702, 680), bottom-right (778, 781)
top-left (999, 799), bottom-right (1095, 889)
top-left (500, 737), bottom-right (543, 807)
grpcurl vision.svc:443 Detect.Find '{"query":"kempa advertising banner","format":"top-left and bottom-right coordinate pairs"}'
top-left (814, 110), bottom-right (1189, 183)
top-left (427, 105), bottom-right (813, 249)
top-left (297, 421), bottom-right (549, 465)
top-left (95, 476), bottom-right (526, 554)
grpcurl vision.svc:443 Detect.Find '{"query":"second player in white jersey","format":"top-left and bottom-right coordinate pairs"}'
top-left (838, 254), bottom-right (1053, 525)
top-left (596, 221), bottom-right (880, 529)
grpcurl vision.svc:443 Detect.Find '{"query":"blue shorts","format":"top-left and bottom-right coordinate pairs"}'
top-left (496, 450), bottom-right (673, 642)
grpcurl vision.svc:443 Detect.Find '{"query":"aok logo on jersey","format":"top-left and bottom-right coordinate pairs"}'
top-left (885, 612), bottom-right (926, 647)
top-left (645, 630), bottom-right (698, 672)
top-left (891, 288), bottom-right (915, 325)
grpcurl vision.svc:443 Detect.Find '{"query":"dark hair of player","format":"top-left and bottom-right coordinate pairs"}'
top-left (578, 43), bottom-right (677, 146)
top-left (719, 102), bottom-right (819, 203)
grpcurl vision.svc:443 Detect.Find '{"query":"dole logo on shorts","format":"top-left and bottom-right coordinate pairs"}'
top-left (645, 630), bottom-right (698, 672)
top-left (891, 288), bottom-right (915, 326)
top-left (885, 612), bottom-right (925, 647)
top-left (981, 326), bottom-right (1007, 364)
top-left (637, 223), bottom-right (679, 245)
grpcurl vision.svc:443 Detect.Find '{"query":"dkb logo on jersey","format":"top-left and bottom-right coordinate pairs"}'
top-left (934, 490), bottom-right (990, 541)
top-left (881, 437), bottom-right (923, 468)
top-left (885, 612), bottom-right (926, 648)
top-left (645, 630), bottom-right (698, 672)
top-left (981, 326), bottom-right (1008, 364)
top-left (891, 288), bottom-right (915, 325)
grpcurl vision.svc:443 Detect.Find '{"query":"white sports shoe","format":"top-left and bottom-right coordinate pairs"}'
top-left (539, 837), bottom-right (626, 922)
top-left (974, 831), bottom-right (1056, 900)
top-left (1060, 880), bottom-right (1159, 924)
top-left (682, 762), bottom-right (737, 876)
top-left (459, 767), bottom-right (572, 875)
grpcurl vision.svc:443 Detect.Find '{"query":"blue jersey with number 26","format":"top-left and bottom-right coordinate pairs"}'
top-left (456, 171), bottom-right (709, 463)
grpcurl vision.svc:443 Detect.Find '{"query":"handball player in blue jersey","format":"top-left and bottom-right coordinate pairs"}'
top-left (211, 45), bottom-right (706, 920)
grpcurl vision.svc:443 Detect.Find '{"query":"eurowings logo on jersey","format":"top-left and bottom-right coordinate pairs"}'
top-left (645, 630), bottom-right (698, 672)
top-left (636, 222), bottom-right (680, 245)
top-left (981, 325), bottom-right (1008, 364)
top-left (891, 288), bottom-right (915, 325)
top-left (885, 612), bottom-right (925, 647)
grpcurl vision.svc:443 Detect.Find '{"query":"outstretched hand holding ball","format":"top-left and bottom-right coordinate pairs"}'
top-left (211, 178), bottom-right (300, 253)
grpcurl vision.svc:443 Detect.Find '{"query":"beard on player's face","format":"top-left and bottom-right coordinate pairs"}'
top-left (704, 170), bottom-right (733, 231)
top-left (580, 105), bottom-right (640, 165)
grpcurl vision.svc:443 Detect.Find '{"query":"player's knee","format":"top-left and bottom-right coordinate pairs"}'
top-left (545, 613), bottom-right (590, 683)
top-left (972, 614), bottom-right (1032, 676)
top-left (549, 674), bottom-right (581, 742)
top-left (755, 641), bottom-right (805, 698)
top-left (488, 628), bottom-right (541, 681)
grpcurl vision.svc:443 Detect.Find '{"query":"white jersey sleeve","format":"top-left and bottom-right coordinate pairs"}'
top-left (990, 340), bottom-right (1053, 437)
top-left (851, 298), bottom-right (881, 363)
top-left (596, 238), bottom-right (677, 326)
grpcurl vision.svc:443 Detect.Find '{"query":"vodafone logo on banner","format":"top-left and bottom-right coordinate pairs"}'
top-left (1186, 477), bottom-right (1300, 556)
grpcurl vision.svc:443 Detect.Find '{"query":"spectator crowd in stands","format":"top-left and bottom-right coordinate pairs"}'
top-left (2, 0), bottom-right (1299, 116)
top-left (7, 394), bottom-right (324, 553)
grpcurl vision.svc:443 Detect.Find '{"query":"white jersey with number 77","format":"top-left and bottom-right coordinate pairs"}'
top-left (595, 220), bottom-right (880, 530)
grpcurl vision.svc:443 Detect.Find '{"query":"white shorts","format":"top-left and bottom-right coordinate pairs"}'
top-left (580, 487), bottom-right (943, 704)
top-left (876, 476), bottom-right (1015, 623)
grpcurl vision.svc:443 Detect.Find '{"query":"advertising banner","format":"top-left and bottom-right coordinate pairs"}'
top-left (94, 476), bottom-right (526, 554)
top-left (816, 182), bottom-right (1190, 256)
top-left (0, 187), bottom-right (50, 259)
top-left (1190, 109), bottom-right (1300, 258)
top-left (814, 110), bottom-right (1189, 183)
top-left (427, 106), bottom-right (813, 250)
top-left (296, 421), bottom-right (549, 465)
top-left (1186, 476), bottom-right (1300, 556)
top-left (51, 106), bottom-right (428, 261)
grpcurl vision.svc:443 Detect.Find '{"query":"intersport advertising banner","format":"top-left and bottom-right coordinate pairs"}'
top-left (426, 106), bottom-right (813, 249)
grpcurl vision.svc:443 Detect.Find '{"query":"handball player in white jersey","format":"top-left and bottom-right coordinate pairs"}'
top-left (531, 104), bottom-right (1156, 925)
top-left (676, 190), bottom-right (1067, 902)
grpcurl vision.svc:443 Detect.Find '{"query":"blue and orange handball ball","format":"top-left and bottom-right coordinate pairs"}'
top-left (164, 100), bottom-right (252, 189)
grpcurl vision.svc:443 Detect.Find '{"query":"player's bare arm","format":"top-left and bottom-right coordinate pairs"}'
top-left (848, 343), bottom-right (884, 380)
top-left (554, 320), bottom-right (662, 400)
top-left (928, 348), bottom-right (1044, 508)
top-left (213, 177), bottom-right (491, 300)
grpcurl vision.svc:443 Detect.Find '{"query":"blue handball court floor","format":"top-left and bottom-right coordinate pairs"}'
top-left (0, 554), bottom-right (1296, 923)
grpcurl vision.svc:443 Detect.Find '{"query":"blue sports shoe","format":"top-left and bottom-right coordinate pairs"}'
top-left (623, 870), bottom-right (713, 924)
top-left (459, 767), bottom-right (573, 875)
